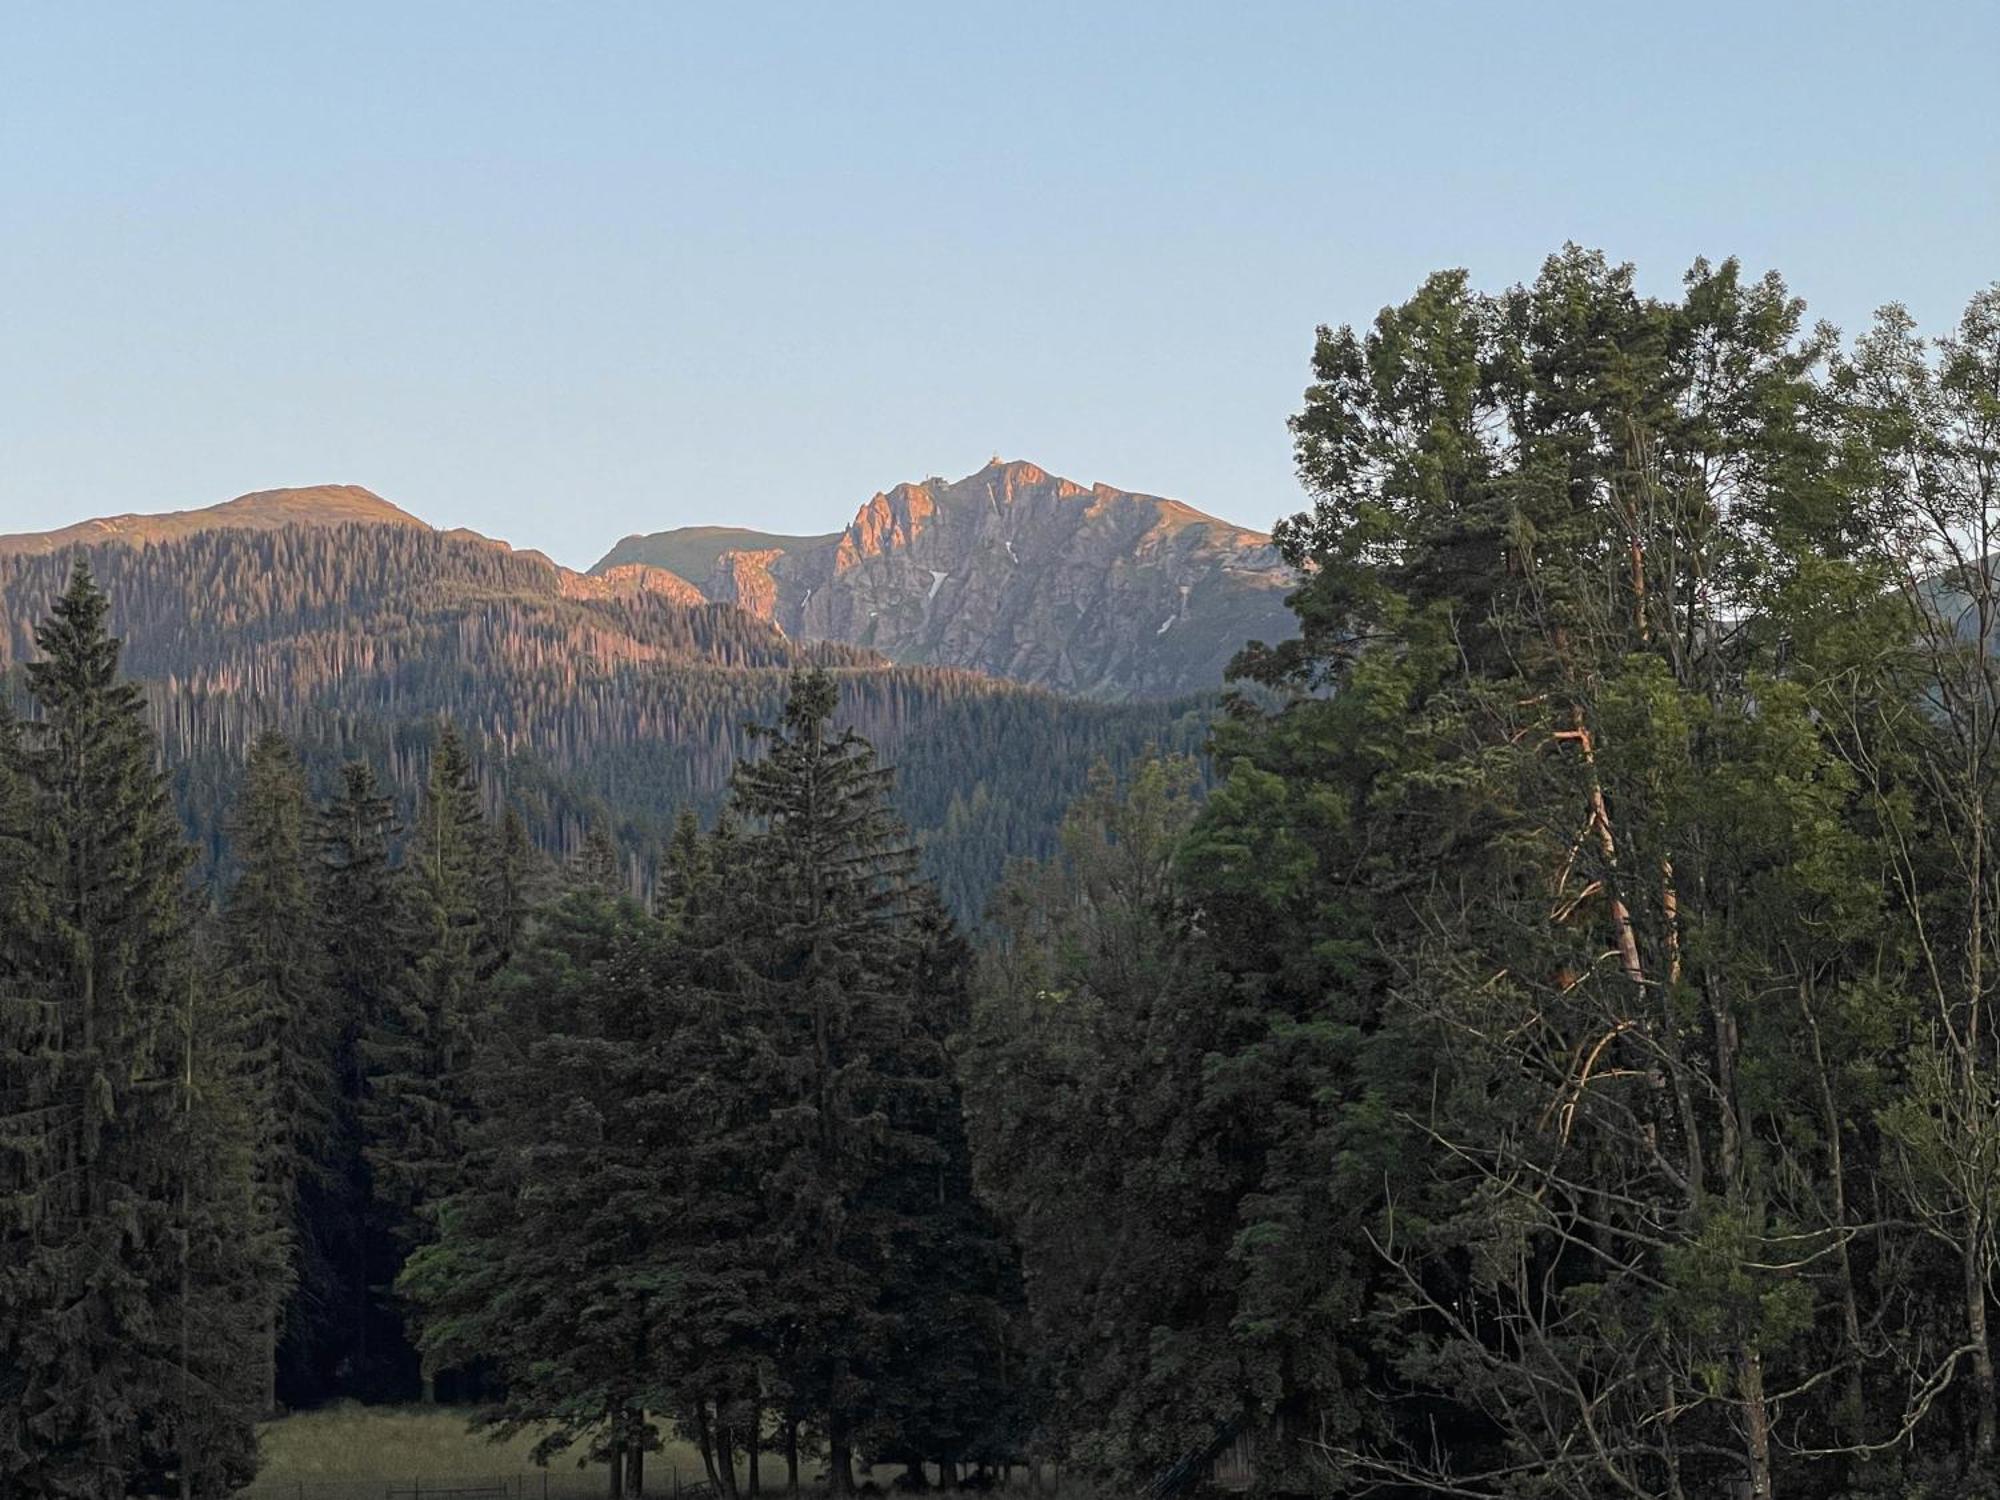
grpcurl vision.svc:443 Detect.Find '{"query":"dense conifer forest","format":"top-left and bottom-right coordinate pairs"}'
top-left (0, 526), bottom-right (1215, 919)
top-left (5, 248), bottom-right (2000, 1500)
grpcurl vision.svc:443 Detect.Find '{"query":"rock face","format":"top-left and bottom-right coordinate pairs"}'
top-left (556, 562), bottom-right (708, 609)
top-left (594, 460), bottom-right (1296, 699)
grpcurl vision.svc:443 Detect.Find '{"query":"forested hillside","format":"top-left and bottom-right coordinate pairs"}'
top-left (0, 523), bottom-right (1212, 915)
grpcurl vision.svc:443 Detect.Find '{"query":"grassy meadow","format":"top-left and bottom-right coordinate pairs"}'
top-left (251, 1404), bottom-right (791, 1492)
top-left (247, 1406), bottom-right (1057, 1499)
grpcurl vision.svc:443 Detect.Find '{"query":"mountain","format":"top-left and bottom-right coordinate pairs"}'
top-left (15, 464), bottom-right (1295, 700)
top-left (590, 459), bottom-right (1295, 698)
top-left (0, 520), bottom-right (1212, 916)
top-left (0, 463), bottom-right (1284, 909)
top-left (4, 484), bottom-right (718, 610)
top-left (0, 483), bottom-right (427, 556)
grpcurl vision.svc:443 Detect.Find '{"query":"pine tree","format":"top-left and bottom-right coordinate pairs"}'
top-left (962, 757), bottom-right (1235, 1485)
top-left (0, 562), bottom-right (262, 1496)
top-left (0, 699), bottom-right (59, 1478)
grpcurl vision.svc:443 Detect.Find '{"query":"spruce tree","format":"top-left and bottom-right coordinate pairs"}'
top-left (404, 876), bottom-right (759, 1497)
top-left (571, 815), bottom-right (625, 898)
top-left (170, 931), bottom-right (286, 1497)
top-left (220, 730), bottom-right (335, 1410)
top-left (313, 758), bottom-right (409, 1397)
top-left (487, 803), bottom-right (542, 973)
top-left (725, 668), bottom-right (993, 1492)
top-left (863, 889), bottom-right (1022, 1478)
top-left (0, 562), bottom-right (262, 1496)
top-left (655, 807), bottom-right (712, 932)
top-left (0, 699), bottom-right (59, 1480)
top-left (359, 723), bottom-right (491, 1400)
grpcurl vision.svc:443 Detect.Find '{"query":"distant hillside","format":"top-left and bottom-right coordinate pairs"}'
top-left (0, 524), bottom-right (1213, 916)
top-left (4, 464), bottom-right (1295, 701)
top-left (1, 484), bottom-right (720, 613)
top-left (591, 459), bottom-right (1296, 698)
top-left (0, 463), bottom-right (1281, 902)
top-left (0, 483), bottom-right (427, 556)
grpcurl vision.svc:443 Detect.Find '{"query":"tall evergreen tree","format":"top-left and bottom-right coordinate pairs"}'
top-left (655, 807), bottom-right (713, 932)
top-left (487, 803), bottom-right (543, 973)
top-left (0, 562), bottom-right (263, 1496)
top-left (312, 758), bottom-right (411, 1399)
top-left (571, 815), bottom-right (626, 898)
top-left (404, 875), bottom-right (760, 1498)
top-left (171, 931), bottom-right (287, 1497)
top-left (725, 668), bottom-right (1001, 1493)
top-left (360, 723), bottom-right (492, 1400)
top-left (220, 730), bottom-right (335, 1411)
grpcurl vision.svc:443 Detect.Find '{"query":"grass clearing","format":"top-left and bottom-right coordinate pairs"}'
top-left (250, 1405), bottom-right (1058, 1500)
top-left (255, 1403), bottom-right (785, 1487)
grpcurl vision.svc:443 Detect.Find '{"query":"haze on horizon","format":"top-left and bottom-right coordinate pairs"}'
top-left (3, 1), bottom-right (1995, 570)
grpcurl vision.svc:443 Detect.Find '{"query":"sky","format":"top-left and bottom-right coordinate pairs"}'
top-left (2, 2), bottom-right (1995, 569)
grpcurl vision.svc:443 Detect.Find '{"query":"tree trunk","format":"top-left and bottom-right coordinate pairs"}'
top-left (747, 1401), bottom-right (762, 1497)
top-left (785, 1418), bottom-right (800, 1498)
top-left (695, 1404), bottom-right (721, 1489)
top-left (829, 1419), bottom-right (855, 1497)
top-left (629, 1413), bottom-right (646, 1499)
top-left (1556, 708), bottom-right (1645, 988)
top-left (1803, 989), bottom-right (1867, 1437)
top-left (264, 1310), bottom-right (280, 1418)
top-left (1971, 1231), bottom-right (1998, 1460)
top-left (1738, 1345), bottom-right (1774, 1499)
top-left (1713, 995), bottom-right (1774, 1499)
top-left (718, 1415), bottom-right (741, 1500)
top-left (609, 1436), bottom-right (625, 1500)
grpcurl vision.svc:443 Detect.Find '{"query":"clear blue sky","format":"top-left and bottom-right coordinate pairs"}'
top-left (3, 2), bottom-right (1994, 568)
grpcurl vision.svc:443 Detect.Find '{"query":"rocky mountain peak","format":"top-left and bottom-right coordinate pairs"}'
top-left (836, 484), bottom-right (940, 570)
top-left (590, 459), bottom-right (1297, 698)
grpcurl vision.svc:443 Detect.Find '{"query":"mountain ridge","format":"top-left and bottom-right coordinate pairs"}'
top-left (0, 519), bottom-right (1212, 917)
top-left (2, 459), bottom-right (1296, 698)
top-left (0, 483), bottom-right (427, 556)
top-left (591, 458), bottom-right (1295, 698)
